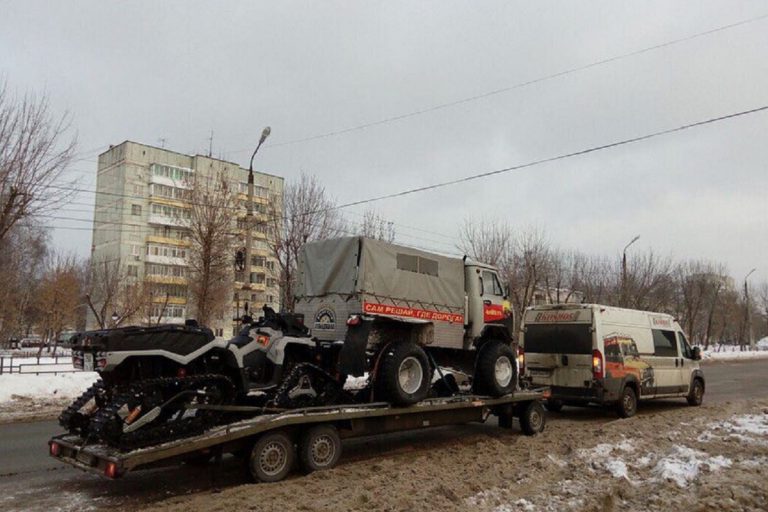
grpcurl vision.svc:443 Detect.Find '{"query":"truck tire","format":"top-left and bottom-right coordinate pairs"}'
top-left (543, 398), bottom-right (564, 413)
top-left (248, 431), bottom-right (295, 483)
top-left (375, 342), bottom-right (431, 405)
top-left (687, 378), bottom-right (704, 406)
top-left (519, 401), bottom-right (546, 435)
top-left (474, 341), bottom-right (516, 397)
top-left (616, 386), bottom-right (638, 418)
top-left (299, 424), bottom-right (342, 474)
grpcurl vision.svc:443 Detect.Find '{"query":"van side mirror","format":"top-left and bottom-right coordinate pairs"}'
top-left (692, 346), bottom-right (702, 361)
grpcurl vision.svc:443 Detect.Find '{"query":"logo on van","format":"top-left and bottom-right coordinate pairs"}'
top-left (534, 311), bottom-right (579, 323)
top-left (314, 307), bottom-right (336, 331)
top-left (651, 316), bottom-right (672, 328)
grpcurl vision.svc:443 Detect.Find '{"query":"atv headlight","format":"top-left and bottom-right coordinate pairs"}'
top-left (256, 334), bottom-right (270, 346)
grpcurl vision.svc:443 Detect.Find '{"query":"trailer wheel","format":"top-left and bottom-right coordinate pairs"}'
top-left (299, 424), bottom-right (342, 474)
top-left (474, 341), bottom-right (516, 397)
top-left (519, 401), bottom-right (546, 435)
top-left (248, 431), bottom-right (295, 483)
top-left (375, 342), bottom-right (431, 405)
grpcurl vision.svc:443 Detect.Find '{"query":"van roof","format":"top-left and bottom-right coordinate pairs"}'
top-left (524, 303), bottom-right (676, 320)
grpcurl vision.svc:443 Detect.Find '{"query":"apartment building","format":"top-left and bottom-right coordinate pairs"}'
top-left (90, 141), bottom-right (283, 336)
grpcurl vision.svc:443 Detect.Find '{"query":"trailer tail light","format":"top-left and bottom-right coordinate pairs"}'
top-left (592, 349), bottom-right (604, 380)
top-left (346, 315), bottom-right (361, 327)
top-left (516, 346), bottom-right (525, 375)
top-left (105, 462), bottom-right (118, 479)
top-left (49, 442), bottom-right (60, 457)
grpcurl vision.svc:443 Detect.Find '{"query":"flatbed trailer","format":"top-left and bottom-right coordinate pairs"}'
top-left (49, 388), bottom-right (549, 483)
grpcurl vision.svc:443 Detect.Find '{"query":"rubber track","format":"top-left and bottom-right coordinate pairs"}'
top-left (272, 363), bottom-right (353, 408)
top-left (88, 374), bottom-right (235, 451)
top-left (58, 380), bottom-right (105, 434)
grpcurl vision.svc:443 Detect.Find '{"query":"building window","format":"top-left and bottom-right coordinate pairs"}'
top-left (131, 204), bottom-right (142, 216)
top-left (127, 265), bottom-right (138, 277)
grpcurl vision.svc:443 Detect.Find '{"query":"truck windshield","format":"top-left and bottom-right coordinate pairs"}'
top-left (524, 323), bottom-right (593, 354)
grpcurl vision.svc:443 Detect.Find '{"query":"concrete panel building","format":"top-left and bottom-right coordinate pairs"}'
top-left (90, 141), bottom-right (283, 337)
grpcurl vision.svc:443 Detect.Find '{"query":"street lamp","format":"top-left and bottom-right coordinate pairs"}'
top-left (743, 268), bottom-right (757, 350)
top-left (621, 235), bottom-right (640, 307)
top-left (244, 127), bottom-right (271, 294)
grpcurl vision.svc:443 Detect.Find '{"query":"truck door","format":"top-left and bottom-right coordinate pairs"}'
top-left (465, 266), bottom-right (506, 339)
top-left (649, 329), bottom-right (681, 395)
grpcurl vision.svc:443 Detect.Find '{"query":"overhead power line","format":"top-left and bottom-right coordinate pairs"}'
top-left (228, 12), bottom-right (768, 152)
top-left (329, 105), bottom-right (768, 211)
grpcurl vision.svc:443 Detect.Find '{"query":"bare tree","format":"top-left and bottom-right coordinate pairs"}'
top-left (458, 217), bottom-right (512, 269)
top-left (84, 258), bottom-right (145, 328)
top-left (265, 172), bottom-right (347, 312)
top-left (37, 253), bottom-right (81, 354)
top-left (0, 83), bottom-right (77, 243)
top-left (360, 209), bottom-right (395, 242)
top-left (186, 171), bottom-right (236, 327)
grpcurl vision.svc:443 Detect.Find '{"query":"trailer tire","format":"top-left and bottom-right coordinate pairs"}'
top-left (375, 342), bottom-right (431, 405)
top-left (474, 341), bottom-right (516, 397)
top-left (519, 400), bottom-right (546, 435)
top-left (299, 424), bottom-right (342, 474)
top-left (248, 431), bottom-right (295, 483)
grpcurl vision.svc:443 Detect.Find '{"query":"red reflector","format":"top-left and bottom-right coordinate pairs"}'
top-left (177, 367), bottom-right (187, 378)
top-left (50, 442), bottom-right (60, 456)
top-left (105, 462), bottom-right (118, 478)
top-left (346, 315), bottom-right (361, 326)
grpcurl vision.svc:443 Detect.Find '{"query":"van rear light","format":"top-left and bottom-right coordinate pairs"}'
top-left (516, 346), bottom-right (525, 375)
top-left (592, 349), bottom-right (604, 380)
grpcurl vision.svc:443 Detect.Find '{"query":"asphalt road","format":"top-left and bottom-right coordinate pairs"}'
top-left (1, 357), bottom-right (766, 511)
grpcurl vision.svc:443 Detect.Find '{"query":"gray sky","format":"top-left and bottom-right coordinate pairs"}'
top-left (1, 0), bottom-right (767, 281)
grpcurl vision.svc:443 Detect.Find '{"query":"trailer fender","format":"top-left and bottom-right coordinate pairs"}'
top-left (338, 319), bottom-right (372, 377)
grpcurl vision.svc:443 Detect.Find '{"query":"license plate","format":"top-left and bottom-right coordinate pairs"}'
top-left (83, 353), bottom-right (94, 372)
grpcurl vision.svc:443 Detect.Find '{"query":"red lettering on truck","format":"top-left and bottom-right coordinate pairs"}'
top-left (362, 302), bottom-right (464, 323)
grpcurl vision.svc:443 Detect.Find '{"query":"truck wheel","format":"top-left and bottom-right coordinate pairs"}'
top-left (543, 399), bottom-right (564, 413)
top-left (616, 386), bottom-right (638, 418)
top-left (519, 401), bottom-right (546, 435)
top-left (299, 424), bottom-right (342, 474)
top-left (375, 342), bottom-right (431, 405)
top-left (474, 341), bottom-right (516, 397)
top-left (248, 431), bottom-right (295, 483)
top-left (687, 378), bottom-right (704, 406)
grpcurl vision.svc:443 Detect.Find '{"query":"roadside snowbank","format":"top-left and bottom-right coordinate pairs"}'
top-left (0, 371), bottom-right (98, 403)
top-left (701, 344), bottom-right (768, 361)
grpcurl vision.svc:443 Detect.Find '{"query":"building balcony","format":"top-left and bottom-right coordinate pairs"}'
top-left (145, 274), bottom-right (187, 285)
top-left (149, 172), bottom-right (193, 189)
top-left (145, 254), bottom-right (187, 266)
top-left (148, 214), bottom-right (188, 228)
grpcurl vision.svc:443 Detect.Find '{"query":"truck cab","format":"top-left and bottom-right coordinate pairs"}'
top-left (464, 262), bottom-right (509, 341)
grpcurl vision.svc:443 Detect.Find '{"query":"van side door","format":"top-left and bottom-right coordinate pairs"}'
top-left (650, 329), bottom-right (681, 396)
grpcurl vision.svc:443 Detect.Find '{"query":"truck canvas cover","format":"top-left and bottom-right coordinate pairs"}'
top-left (297, 237), bottom-right (465, 327)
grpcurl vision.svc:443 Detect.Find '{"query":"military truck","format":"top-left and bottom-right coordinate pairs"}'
top-left (295, 236), bottom-right (519, 405)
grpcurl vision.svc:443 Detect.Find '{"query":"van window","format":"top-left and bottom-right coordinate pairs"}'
top-left (677, 332), bottom-right (693, 359)
top-left (524, 324), bottom-right (592, 354)
top-left (652, 329), bottom-right (678, 357)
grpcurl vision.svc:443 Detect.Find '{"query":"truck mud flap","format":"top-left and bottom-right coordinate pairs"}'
top-left (338, 321), bottom-right (372, 376)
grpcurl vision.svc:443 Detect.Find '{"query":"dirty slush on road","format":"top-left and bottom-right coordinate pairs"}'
top-left (147, 398), bottom-right (767, 512)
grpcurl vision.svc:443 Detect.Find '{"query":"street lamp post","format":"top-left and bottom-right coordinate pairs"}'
top-left (243, 127), bottom-right (271, 298)
top-left (621, 235), bottom-right (640, 307)
top-left (743, 268), bottom-right (756, 350)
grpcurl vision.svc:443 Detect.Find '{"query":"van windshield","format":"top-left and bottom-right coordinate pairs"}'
top-left (524, 323), bottom-right (593, 354)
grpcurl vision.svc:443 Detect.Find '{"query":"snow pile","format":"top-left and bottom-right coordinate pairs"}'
top-left (0, 371), bottom-right (98, 403)
top-left (698, 413), bottom-right (768, 445)
top-left (700, 344), bottom-right (768, 361)
top-left (651, 445), bottom-right (732, 487)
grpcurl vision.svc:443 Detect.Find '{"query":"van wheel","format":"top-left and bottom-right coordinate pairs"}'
top-left (543, 399), bottom-right (563, 412)
top-left (299, 424), bottom-right (342, 474)
top-left (616, 386), bottom-right (637, 418)
top-left (375, 342), bottom-right (431, 405)
top-left (687, 379), bottom-right (704, 406)
top-left (248, 431), bottom-right (295, 483)
top-left (519, 401), bottom-right (546, 435)
top-left (474, 341), bottom-right (516, 397)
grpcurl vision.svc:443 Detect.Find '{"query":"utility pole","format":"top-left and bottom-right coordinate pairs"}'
top-left (243, 127), bottom-right (271, 305)
top-left (743, 268), bottom-right (756, 350)
top-left (621, 235), bottom-right (640, 307)
top-left (207, 130), bottom-right (214, 158)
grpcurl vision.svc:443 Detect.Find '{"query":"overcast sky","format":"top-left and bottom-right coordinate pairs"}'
top-left (1, 0), bottom-right (766, 281)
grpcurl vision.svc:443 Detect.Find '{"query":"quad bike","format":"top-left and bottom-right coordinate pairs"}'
top-left (60, 307), bottom-right (353, 450)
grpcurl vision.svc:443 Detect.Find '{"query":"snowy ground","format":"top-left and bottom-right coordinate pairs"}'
top-left (701, 343), bottom-right (768, 361)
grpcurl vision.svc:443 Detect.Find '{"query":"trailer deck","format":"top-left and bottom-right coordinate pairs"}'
top-left (50, 388), bottom-right (549, 481)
